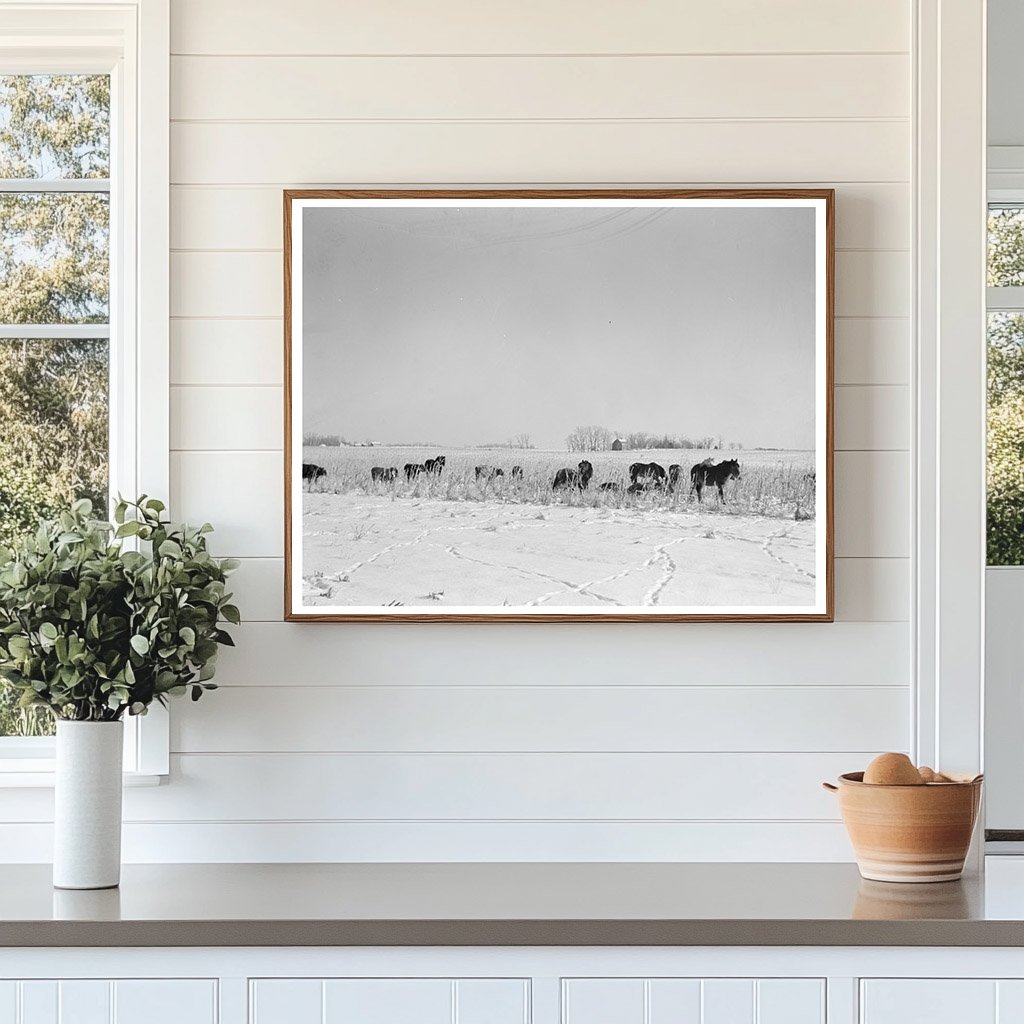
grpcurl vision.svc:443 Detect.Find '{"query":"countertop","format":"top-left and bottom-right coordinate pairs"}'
top-left (6, 861), bottom-right (1024, 947)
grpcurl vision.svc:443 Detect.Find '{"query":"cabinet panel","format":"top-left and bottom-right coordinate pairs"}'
top-left (250, 980), bottom-right (322, 1024)
top-left (455, 980), bottom-right (529, 1024)
top-left (323, 980), bottom-right (451, 1024)
top-left (58, 982), bottom-right (109, 1024)
top-left (648, 980), bottom-right (701, 1023)
top-left (701, 980), bottom-right (754, 1024)
top-left (564, 979), bottom-right (824, 1024)
top-left (563, 980), bottom-right (645, 1023)
top-left (0, 984), bottom-right (16, 1024)
top-left (998, 981), bottom-right (1024, 1022)
top-left (0, 981), bottom-right (215, 1024)
top-left (757, 980), bottom-right (825, 1024)
top-left (861, 981), bottom-right (997, 1024)
top-left (113, 981), bottom-right (217, 1024)
top-left (19, 983), bottom-right (56, 1024)
top-left (251, 979), bottom-right (528, 1024)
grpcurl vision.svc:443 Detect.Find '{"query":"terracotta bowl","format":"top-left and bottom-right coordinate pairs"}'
top-left (823, 772), bottom-right (983, 883)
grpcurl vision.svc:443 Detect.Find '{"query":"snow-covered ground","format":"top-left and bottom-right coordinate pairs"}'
top-left (301, 493), bottom-right (816, 611)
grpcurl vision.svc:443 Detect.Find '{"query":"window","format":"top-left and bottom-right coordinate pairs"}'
top-left (987, 205), bottom-right (1024, 565)
top-left (0, 2), bottom-right (169, 778)
top-left (0, 74), bottom-right (111, 738)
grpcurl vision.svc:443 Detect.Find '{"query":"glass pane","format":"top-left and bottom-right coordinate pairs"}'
top-left (0, 192), bottom-right (109, 323)
top-left (988, 312), bottom-right (1024, 565)
top-left (0, 74), bottom-right (109, 179)
top-left (989, 206), bottom-right (1024, 287)
top-left (0, 337), bottom-right (108, 738)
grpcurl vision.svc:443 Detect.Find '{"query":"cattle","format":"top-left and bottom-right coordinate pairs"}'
top-left (475, 465), bottom-right (505, 482)
top-left (424, 455), bottom-right (446, 475)
top-left (302, 463), bottom-right (326, 483)
top-left (690, 459), bottom-right (741, 503)
top-left (599, 481), bottom-right (621, 492)
top-left (552, 460), bottom-right (594, 491)
top-left (510, 465), bottom-right (523, 480)
top-left (371, 466), bottom-right (398, 484)
top-left (668, 464), bottom-right (683, 491)
top-left (629, 461), bottom-right (667, 488)
top-left (404, 463), bottom-right (426, 481)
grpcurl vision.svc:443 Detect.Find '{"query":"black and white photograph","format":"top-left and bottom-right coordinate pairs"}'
top-left (285, 191), bottom-right (833, 621)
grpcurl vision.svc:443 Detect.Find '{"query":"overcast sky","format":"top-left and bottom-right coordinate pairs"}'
top-left (301, 204), bottom-right (817, 450)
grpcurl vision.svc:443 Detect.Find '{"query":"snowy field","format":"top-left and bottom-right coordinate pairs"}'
top-left (299, 446), bottom-right (817, 611)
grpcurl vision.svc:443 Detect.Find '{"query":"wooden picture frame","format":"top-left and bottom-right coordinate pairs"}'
top-left (284, 189), bottom-right (834, 622)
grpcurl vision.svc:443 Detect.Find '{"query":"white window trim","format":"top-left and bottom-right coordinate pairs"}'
top-left (0, 0), bottom-right (169, 784)
top-left (913, 0), bottom-right (987, 848)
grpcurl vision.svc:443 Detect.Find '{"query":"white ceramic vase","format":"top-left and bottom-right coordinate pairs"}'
top-left (53, 720), bottom-right (124, 890)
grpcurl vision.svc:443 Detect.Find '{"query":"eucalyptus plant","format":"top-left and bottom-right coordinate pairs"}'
top-left (0, 497), bottom-right (239, 722)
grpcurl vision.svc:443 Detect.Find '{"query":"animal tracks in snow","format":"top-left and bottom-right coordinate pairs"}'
top-left (302, 493), bottom-right (816, 609)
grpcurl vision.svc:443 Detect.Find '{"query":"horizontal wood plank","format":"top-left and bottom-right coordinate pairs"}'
top-left (834, 319), bottom-right (909, 385)
top-left (170, 0), bottom-right (910, 56)
top-left (834, 385), bottom-right (909, 450)
top-left (0, 820), bottom-right (857, 862)
top-left (171, 386), bottom-right (282, 451)
top-left (170, 121), bottom-right (909, 186)
top-left (171, 55), bottom-right (908, 121)
top-left (121, 752), bottom-right (872, 821)
top-left (210, 620), bottom-right (910, 687)
top-left (170, 451), bottom-right (283, 557)
top-left (170, 683), bottom-right (909, 753)
top-left (171, 319), bottom-right (284, 385)
top-left (170, 183), bottom-right (909, 251)
top-left (834, 451), bottom-right (909, 558)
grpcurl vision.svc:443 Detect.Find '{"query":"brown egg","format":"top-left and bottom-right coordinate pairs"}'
top-left (863, 752), bottom-right (925, 786)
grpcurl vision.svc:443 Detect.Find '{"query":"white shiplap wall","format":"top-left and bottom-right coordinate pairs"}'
top-left (4, 0), bottom-right (916, 862)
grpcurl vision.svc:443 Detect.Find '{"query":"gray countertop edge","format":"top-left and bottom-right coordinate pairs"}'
top-left (5, 919), bottom-right (1024, 948)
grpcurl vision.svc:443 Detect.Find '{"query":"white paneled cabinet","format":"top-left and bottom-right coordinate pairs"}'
top-left (563, 978), bottom-right (824, 1024)
top-left (860, 979), bottom-right (1024, 1024)
top-left (250, 978), bottom-right (529, 1024)
top-left (0, 980), bottom-right (216, 1024)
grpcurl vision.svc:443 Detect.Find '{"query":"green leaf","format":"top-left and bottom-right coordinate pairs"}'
top-left (158, 539), bottom-right (182, 559)
top-left (39, 622), bottom-right (58, 641)
top-left (130, 634), bottom-right (150, 656)
top-left (220, 604), bottom-right (241, 625)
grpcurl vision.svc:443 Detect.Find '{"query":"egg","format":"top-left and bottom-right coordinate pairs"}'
top-left (863, 752), bottom-right (925, 786)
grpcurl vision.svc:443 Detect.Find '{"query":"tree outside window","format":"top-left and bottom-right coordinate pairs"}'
top-left (0, 75), bottom-right (110, 736)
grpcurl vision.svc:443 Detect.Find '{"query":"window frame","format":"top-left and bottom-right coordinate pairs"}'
top-left (0, 0), bottom-right (169, 783)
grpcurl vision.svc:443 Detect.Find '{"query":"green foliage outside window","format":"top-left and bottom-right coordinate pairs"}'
top-left (988, 210), bottom-right (1024, 565)
top-left (0, 75), bottom-right (110, 736)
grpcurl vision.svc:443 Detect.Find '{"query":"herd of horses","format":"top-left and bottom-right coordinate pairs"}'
top-left (303, 455), bottom-right (743, 504)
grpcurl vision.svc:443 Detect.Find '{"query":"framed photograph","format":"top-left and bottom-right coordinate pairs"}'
top-left (284, 189), bottom-right (833, 622)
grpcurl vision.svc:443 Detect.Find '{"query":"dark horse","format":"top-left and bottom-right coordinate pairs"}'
top-left (690, 459), bottom-right (741, 503)
top-left (371, 466), bottom-right (398, 484)
top-left (424, 455), bottom-right (446, 475)
top-left (302, 462), bottom-right (326, 483)
top-left (629, 462), bottom-right (667, 488)
top-left (475, 465), bottom-right (504, 482)
top-left (552, 460), bottom-right (594, 491)
top-left (404, 463), bottom-right (426, 481)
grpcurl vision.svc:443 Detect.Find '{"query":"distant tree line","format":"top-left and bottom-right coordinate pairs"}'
top-left (565, 425), bottom-right (742, 452)
top-left (303, 432), bottom-right (344, 446)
